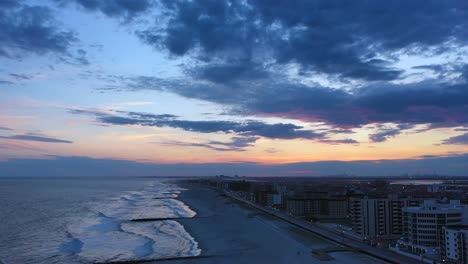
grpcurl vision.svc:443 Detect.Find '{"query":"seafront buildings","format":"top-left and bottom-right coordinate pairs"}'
top-left (443, 226), bottom-right (468, 263)
top-left (286, 196), bottom-right (348, 220)
top-left (392, 200), bottom-right (468, 262)
top-left (350, 196), bottom-right (422, 241)
top-left (193, 176), bottom-right (468, 263)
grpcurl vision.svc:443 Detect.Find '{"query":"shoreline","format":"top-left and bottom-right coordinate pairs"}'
top-left (154, 182), bottom-right (393, 264)
top-left (222, 190), bottom-right (421, 264)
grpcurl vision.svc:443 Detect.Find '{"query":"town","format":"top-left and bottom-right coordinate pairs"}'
top-left (184, 176), bottom-right (468, 264)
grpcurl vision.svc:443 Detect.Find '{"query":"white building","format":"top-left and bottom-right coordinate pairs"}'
top-left (392, 200), bottom-right (468, 262)
top-left (443, 226), bottom-right (468, 263)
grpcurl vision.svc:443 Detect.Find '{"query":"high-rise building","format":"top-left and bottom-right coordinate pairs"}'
top-left (392, 200), bottom-right (468, 262)
top-left (442, 226), bottom-right (468, 263)
top-left (350, 196), bottom-right (422, 240)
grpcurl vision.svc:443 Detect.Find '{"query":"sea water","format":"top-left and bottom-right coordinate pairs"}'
top-left (0, 177), bottom-right (200, 264)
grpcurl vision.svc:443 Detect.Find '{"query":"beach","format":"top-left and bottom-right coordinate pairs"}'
top-left (155, 183), bottom-right (389, 264)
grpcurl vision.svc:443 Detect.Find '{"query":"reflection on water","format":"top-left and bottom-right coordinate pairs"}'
top-left (390, 179), bottom-right (444, 185)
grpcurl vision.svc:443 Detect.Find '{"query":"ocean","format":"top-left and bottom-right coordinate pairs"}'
top-left (0, 177), bottom-right (200, 264)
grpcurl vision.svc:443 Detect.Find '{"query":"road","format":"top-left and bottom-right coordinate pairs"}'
top-left (223, 191), bottom-right (423, 264)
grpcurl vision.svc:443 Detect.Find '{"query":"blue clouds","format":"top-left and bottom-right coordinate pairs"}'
top-left (442, 133), bottom-right (468, 145)
top-left (69, 108), bottom-right (360, 149)
top-left (69, 109), bottom-right (329, 140)
top-left (0, 2), bottom-right (90, 65)
top-left (0, 4), bottom-right (75, 57)
top-left (0, 133), bottom-right (73, 143)
top-left (162, 136), bottom-right (259, 152)
top-left (136, 0), bottom-right (468, 82)
top-left (105, 73), bottom-right (468, 129)
top-left (57, 0), bottom-right (153, 20)
top-left (369, 124), bottom-right (416, 143)
top-left (4, 1), bottom-right (466, 133)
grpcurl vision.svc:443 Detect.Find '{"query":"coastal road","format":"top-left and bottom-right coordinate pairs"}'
top-left (224, 191), bottom-right (422, 264)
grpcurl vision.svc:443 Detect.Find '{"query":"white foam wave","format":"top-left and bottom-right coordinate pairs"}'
top-left (61, 180), bottom-right (200, 263)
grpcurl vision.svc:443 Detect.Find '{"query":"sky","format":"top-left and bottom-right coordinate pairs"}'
top-left (1, 0), bottom-right (468, 177)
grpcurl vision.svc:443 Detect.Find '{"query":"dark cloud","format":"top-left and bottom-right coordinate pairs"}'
top-left (73, 48), bottom-right (90, 65)
top-left (412, 64), bottom-right (446, 72)
top-left (107, 74), bottom-right (468, 129)
top-left (325, 129), bottom-right (355, 134)
top-left (0, 127), bottom-right (13, 131)
top-left (0, 133), bottom-right (73, 143)
top-left (0, 80), bottom-right (14, 85)
top-left (0, 4), bottom-right (79, 60)
top-left (187, 60), bottom-right (270, 84)
top-left (9, 73), bottom-right (32, 81)
top-left (320, 139), bottom-right (359, 145)
top-left (369, 129), bottom-right (401, 143)
top-left (162, 136), bottom-right (258, 152)
top-left (1, 154), bottom-right (468, 177)
top-left (70, 108), bottom-right (325, 140)
top-left (442, 133), bottom-right (468, 145)
top-left (0, 0), bottom-right (19, 8)
top-left (369, 124), bottom-right (415, 143)
top-left (57, 0), bottom-right (153, 20)
top-left (137, 0), bottom-right (468, 82)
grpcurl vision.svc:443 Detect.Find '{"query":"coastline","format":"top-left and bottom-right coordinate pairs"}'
top-left (153, 182), bottom-right (391, 264)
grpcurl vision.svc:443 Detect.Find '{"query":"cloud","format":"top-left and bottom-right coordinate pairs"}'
top-left (0, 3), bottom-right (88, 64)
top-left (320, 139), bottom-right (359, 145)
top-left (0, 133), bottom-right (73, 143)
top-left (9, 73), bottom-right (33, 81)
top-left (0, 5), bottom-right (75, 56)
top-left (57, 0), bottom-right (153, 20)
top-left (369, 124), bottom-right (416, 143)
top-left (442, 133), bottom-right (468, 145)
top-left (1, 154), bottom-right (468, 177)
top-left (0, 127), bottom-right (13, 130)
top-left (162, 136), bottom-right (259, 152)
top-left (186, 60), bottom-right (271, 84)
top-left (104, 73), bottom-right (468, 130)
top-left (0, 0), bottom-right (19, 8)
top-left (107, 1), bottom-right (468, 135)
top-left (0, 80), bottom-right (14, 85)
top-left (136, 1), bottom-right (468, 82)
top-left (69, 108), bottom-right (326, 140)
top-left (369, 129), bottom-right (401, 143)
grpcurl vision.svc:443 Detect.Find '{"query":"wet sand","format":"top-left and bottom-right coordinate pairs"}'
top-left (153, 184), bottom-right (388, 264)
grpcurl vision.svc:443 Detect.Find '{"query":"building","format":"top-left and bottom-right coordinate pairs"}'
top-left (350, 196), bottom-right (422, 240)
top-left (286, 197), bottom-right (348, 220)
top-left (443, 226), bottom-right (468, 263)
top-left (392, 200), bottom-right (468, 262)
top-left (267, 192), bottom-right (283, 206)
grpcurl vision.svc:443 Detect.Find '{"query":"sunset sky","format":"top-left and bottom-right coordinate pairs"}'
top-left (1, 0), bottom-right (468, 176)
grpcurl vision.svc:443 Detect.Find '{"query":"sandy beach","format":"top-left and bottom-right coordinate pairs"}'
top-left (153, 184), bottom-right (389, 264)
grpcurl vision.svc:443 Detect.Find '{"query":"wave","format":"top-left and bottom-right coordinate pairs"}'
top-left (60, 180), bottom-right (200, 263)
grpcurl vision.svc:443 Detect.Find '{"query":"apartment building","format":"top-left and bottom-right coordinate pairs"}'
top-left (350, 196), bottom-right (422, 240)
top-left (443, 226), bottom-right (468, 263)
top-left (286, 197), bottom-right (348, 220)
top-left (393, 200), bottom-right (468, 262)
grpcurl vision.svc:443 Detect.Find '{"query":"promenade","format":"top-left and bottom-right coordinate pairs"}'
top-left (224, 190), bottom-right (422, 264)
